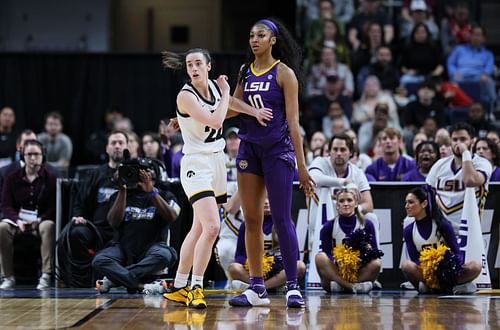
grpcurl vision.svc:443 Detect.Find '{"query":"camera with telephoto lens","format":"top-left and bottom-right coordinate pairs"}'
top-left (118, 157), bottom-right (157, 189)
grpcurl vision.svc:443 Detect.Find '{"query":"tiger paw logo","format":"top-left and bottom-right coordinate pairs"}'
top-left (238, 160), bottom-right (248, 170)
top-left (187, 170), bottom-right (195, 178)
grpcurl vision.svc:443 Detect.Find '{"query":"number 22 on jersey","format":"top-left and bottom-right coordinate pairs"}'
top-left (204, 126), bottom-right (222, 143)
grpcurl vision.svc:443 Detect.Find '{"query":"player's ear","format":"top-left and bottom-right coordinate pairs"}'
top-left (207, 62), bottom-right (212, 72)
top-left (270, 36), bottom-right (276, 45)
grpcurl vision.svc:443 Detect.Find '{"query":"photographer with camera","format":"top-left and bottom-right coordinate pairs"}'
top-left (92, 157), bottom-right (179, 294)
top-left (59, 130), bottom-right (127, 287)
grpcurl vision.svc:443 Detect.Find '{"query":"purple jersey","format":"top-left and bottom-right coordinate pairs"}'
top-left (402, 167), bottom-right (426, 182)
top-left (365, 156), bottom-right (416, 181)
top-left (240, 60), bottom-right (292, 149)
top-left (491, 167), bottom-right (500, 182)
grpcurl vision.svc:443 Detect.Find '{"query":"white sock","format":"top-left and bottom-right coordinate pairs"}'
top-left (174, 272), bottom-right (189, 288)
top-left (191, 275), bottom-right (204, 288)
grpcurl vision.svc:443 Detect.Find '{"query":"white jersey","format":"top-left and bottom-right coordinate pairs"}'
top-left (331, 217), bottom-right (364, 247)
top-left (309, 157), bottom-right (371, 203)
top-left (426, 155), bottom-right (492, 234)
top-left (177, 80), bottom-right (226, 154)
top-left (408, 220), bottom-right (444, 252)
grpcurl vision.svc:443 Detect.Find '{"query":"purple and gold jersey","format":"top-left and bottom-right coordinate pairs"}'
top-left (426, 155), bottom-right (492, 234)
top-left (240, 60), bottom-right (292, 149)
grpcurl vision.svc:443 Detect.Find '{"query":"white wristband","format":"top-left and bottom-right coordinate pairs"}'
top-left (462, 150), bottom-right (472, 162)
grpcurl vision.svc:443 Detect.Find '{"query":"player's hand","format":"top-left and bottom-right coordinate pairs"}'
top-left (167, 118), bottom-right (179, 132)
top-left (255, 107), bottom-right (273, 126)
top-left (216, 75), bottom-right (230, 94)
top-left (298, 167), bottom-right (316, 197)
top-left (159, 120), bottom-right (172, 146)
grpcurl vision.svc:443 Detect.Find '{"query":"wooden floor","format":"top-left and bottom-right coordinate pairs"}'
top-left (1, 289), bottom-right (500, 329)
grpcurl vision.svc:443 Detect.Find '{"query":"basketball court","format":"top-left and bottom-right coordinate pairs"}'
top-left (1, 288), bottom-right (498, 329)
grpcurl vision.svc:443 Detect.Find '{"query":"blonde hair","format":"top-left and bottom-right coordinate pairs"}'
top-left (335, 184), bottom-right (365, 224)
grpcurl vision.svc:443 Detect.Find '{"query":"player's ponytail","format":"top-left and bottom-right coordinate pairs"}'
top-left (162, 51), bottom-right (185, 70)
top-left (162, 48), bottom-right (212, 71)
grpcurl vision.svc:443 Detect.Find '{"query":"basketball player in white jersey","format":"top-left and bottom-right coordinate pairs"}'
top-left (426, 123), bottom-right (492, 235)
top-left (161, 48), bottom-right (272, 308)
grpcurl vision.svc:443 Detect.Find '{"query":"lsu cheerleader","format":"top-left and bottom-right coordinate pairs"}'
top-left (228, 196), bottom-right (306, 290)
top-left (315, 184), bottom-right (383, 293)
top-left (402, 187), bottom-right (481, 294)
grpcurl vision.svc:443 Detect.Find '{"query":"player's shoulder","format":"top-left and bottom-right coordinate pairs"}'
top-left (277, 61), bottom-right (296, 80)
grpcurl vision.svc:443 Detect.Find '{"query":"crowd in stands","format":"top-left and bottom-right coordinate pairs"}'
top-left (301, 0), bottom-right (499, 175)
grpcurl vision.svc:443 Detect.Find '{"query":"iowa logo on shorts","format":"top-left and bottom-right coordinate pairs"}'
top-left (187, 170), bottom-right (195, 178)
top-left (238, 160), bottom-right (248, 170)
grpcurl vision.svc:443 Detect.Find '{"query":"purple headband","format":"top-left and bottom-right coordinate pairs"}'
top-left (256, 19), bottom-right (279, 37)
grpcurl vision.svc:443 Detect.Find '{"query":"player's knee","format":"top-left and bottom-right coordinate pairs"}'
top-left (228, 263), bottom-right (244, 278)
top-left (244, 219), bottom-right (263, 232)
top-left (469, 260), bottom-right (482, 276)
top-left (202, 221), bottom-right (220, 242)
top-left (315, 252), bottom-right (329, 268)
top-left (401, 260), bottom-right (414, 273)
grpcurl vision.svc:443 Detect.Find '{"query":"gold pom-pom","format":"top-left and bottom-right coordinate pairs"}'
top-left (419, 244), bottom-right (450, 290)
top-left (333, 244), bottom-right (361, 283)
top-left (244, 253), bottom-right (276, 280)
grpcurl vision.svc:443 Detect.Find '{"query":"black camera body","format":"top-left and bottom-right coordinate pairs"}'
top-left (118, 157), bottom-right (157, 189)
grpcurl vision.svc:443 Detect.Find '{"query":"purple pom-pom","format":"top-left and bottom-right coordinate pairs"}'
top-left (436, 250), bottom-right (463, 292)
top-left (343, 229), bottom-right (384, 265)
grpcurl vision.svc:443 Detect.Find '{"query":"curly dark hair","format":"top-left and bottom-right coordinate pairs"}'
top-left (473, 137), bottom-right (500, 167)
top-left (238, 18), bottom-right (304, 91)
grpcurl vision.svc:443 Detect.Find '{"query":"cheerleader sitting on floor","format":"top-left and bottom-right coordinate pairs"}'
top-left (402, 186), bottom-right (481, 294)
top-left (315, 184), bottom-right (383, 293)
top-left (228, 197), bottom-right (306, 291)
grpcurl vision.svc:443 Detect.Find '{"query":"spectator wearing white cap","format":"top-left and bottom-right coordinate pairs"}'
top-left (400, 0), bottom-right (439, 41)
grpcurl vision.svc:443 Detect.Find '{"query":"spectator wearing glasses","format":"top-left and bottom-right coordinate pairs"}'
top-left (0, 140), bottom-right (56, 290)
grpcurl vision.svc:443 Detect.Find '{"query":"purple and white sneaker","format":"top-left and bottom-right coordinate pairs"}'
top-left (229, 285), bottom-right (270, 306)
top-left (286, 288), bottom-right (305, 308)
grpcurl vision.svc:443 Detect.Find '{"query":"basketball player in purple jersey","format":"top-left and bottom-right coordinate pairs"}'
top-left (229, 18), bottom-right (315, 308)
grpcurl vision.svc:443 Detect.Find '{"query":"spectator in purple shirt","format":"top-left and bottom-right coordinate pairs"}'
top-left (473, 137), bottom-right (500, 182)
top-left (365, 128), bottom-right (416, 181)
top-left (403, 141), bottom-right (440, 182)
top-left (401, 187), bottom-right (481, 293)
top-left (0, 140), bottom-right (56, 290)
top-left (315, 185), bottom-right (381, 293)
